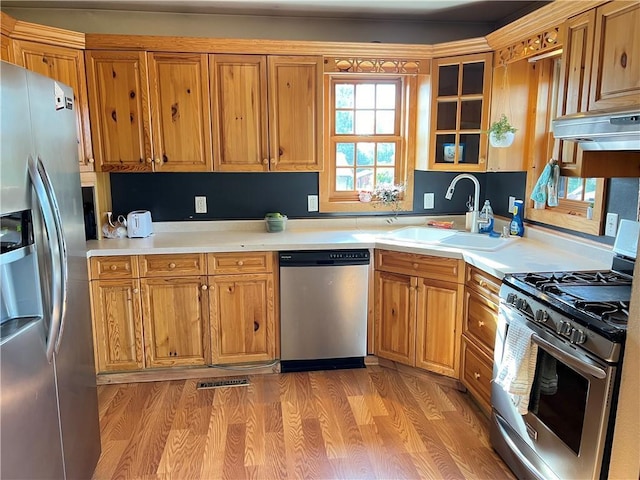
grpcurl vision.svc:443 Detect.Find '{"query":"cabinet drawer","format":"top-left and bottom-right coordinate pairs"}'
top-left (375, 249), bottom-right (462, 282)
top-left (208, 252), bottom-right (273, 274)
top-left (465, 265), bottom-right (500, 303)
top-left (139, 254), bottom-right (206, 277)
top-left (464, 288), bottom-right (498, 354)
top-left (461, 336), bottom-right (493, 415)
top-left (89, 256), bottom-right (138, 280)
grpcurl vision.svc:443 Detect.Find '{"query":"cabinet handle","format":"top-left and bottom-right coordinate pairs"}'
top-left (479, 157), bottom-right (486, 164)
top-left (145, 158), bottom-right (152, 164)
top-left (236, 260), bottom-right (244, 266)
top-left (133, 288), bottom-right (139, 294)
top-left (262, 158), bottom-right (269, 165)
top-left (169, 262), bottom-right (176, 269)
top-left (479, 280), bottom-right (487, 288)
top-left (478, 320), bottom-right (485, 327)
top-left (474, 372), bottom-right (481, 380)
top-left (412, 263), bottom-right (419, 269)
top-left (201, 285), bottom-right (208, 291)
top-left (88, 158), bottom-right (95, 164)
top-left (270, 158), bottom-right (277, 166)
top-left (154, 157), bottom-right (162, 164)
top-left (110, 265), bottom-right (117, 271)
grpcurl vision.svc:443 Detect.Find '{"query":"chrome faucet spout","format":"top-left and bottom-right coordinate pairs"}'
top-left (444, 173), bottom-right (482, 233)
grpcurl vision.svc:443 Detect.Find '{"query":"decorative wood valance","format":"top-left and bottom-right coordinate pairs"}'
top-left (495, 27), bottom-right (561, 66)
top-left (323, 57), bottom-right (429, 74)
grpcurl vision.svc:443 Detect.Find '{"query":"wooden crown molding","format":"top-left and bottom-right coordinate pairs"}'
top-left (431, 37), bottom-right (492, 58)
top-left (494, 26), bottom-right (561, 65)
top-left (84, 34), bottom-right (435, 58)
top-left (324, 57), bottom-right (430, 74)
top-left (486, 0), bottom-right (608, 52)
top-left (2, 12), bottom-right (85, 49)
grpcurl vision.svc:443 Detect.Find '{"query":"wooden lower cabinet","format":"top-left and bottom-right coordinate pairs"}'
top-left (209, 273), bottom-right (276, 364)
top-left (374, 250), bottom-right (464, 379)
top-left (460, 265), bottom-right (500, 415)
top-left (141, 276), bottom-right (210, 368)
top-left (90, 279), bottom-right (144, 372)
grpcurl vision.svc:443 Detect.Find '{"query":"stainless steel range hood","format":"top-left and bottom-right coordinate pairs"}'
top-left (552, 108), bottom-right (640, 151)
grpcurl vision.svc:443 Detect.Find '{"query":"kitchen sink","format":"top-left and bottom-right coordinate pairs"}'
top-left (384, 227), bottom-right (515, 251)
top-left (438, 232), bottom-right (515, 251)
top-left (383, 226), bottom-right (456, 243)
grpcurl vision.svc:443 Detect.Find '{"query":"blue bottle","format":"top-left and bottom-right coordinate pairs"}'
top-left (510, 199), bottom-right (525, 237)
top-left (479, 200), bottom-right (494, 233)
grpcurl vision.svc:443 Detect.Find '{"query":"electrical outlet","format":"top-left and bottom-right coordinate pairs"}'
top-left (424, 193), bottom-right (434, 209)
top-left (605, 213), bottom-right (619, 237)
top-left (508, 196), bottom-right (516, 214)
top-left (307, 194), bottom-right (319, 212)
top-left (195, 196), bottom-right (207, 214)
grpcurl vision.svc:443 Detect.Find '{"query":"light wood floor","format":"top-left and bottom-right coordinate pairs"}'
top-left (92, 366), bottom-right (515, 479)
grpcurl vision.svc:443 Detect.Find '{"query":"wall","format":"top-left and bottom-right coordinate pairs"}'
top-left (2, 7), bottom-right (492, 44)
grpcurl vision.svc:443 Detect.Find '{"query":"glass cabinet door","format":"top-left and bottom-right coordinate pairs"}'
top-left (430, 53), bottom-right (492, 171)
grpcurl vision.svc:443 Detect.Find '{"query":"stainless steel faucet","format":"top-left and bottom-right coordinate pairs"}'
top-left (444, 173), bottom-right (488, 233)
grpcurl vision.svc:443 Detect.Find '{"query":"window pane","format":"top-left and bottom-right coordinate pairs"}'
top-left (335, 84), bottom-right (354, 108)
top-left (377, 143), bottom-right (395, 165)
top-left (376, 84), bottom-right (396, 109)
top-left (336, 143), bottom-right (355, 166)
top-left (437, 101), bottom-right (457, 130)
top-left (558, 177), bottom-right (567, 198)
top-left (356, 142), bottom-right (375, 166)
top-left (375, 110), bottom-right (395, 134)
top-left (461, 100), bottom-right (482, 129)
top-left (336, 168), bottom-right (355, 191)
top-left (461, 62), bottom-right (484, 95)
top-left (356, 84), bottom-right (375, 109)
top-left (335, 111), bottom-right (354, 134)
top-left (584, 178), bottom-right (597, 202)
top-left (438, 65), bottom-right (459, 96)
top-left (356, 168), bottom-right (374, 190)
top-left (566, 178), bottom-right (583, 200)
top-left (355, 110), bottom-right (374, 134)
top-left (376, 168), bottom-right (395, 185)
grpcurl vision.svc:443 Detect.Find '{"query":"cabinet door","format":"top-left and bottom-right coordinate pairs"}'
top-left (415, 278), bottom-right (462, 377)
top-left (147, 52), bottom-right (213, 172)
top-left (13, 40), bottom-right (94, 171)
top-left (430, 52), bottom-right (492, 172)
top-left (209, 273), bottom-right (275, 364)
top-left (556, 10), bottom-right (595, 174)
top-left (1, 34), bottom-right (14, 63)
top-left (85, 50), bottom-right (153, 172)
top-left (141, 276), bottom-right (209, 367)
top-left (90, 279), bottom-right (144, 372)
top-left (589, 1), bottom-right (640, 110)
top-left (374, 271), bottom-right (416, 366)
top-left (210, 54), bottom-right (269, 171)
top-left (267, 55), bottom-right (323, 171)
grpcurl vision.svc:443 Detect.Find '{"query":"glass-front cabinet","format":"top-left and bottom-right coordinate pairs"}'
top-left (429, 53), bottom-right (492, 171)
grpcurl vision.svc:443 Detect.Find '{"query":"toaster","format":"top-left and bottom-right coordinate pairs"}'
top-left (126, 210), bottom-right (153, 238)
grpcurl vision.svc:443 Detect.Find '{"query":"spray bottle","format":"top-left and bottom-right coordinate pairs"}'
top-left (510, 199), bottom-right (525, 237)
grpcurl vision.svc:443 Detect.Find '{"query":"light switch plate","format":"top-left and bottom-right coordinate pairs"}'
top-left (508, 196), bottom-right (516, 214)
top-left (195, 196), bottom-right (207, 214)
top-left (605, 212), bottom-right (619, 237)
top-left (424, 193), bottom-right (434, 209)
top-left (307, 194), bottom-right (319, 212)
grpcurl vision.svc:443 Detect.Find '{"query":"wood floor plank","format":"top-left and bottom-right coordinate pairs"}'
top-left (94, 366), bottom-right (516, 480)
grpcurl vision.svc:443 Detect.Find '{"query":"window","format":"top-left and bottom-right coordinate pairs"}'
top-left (525, 55), bottom-right (606, 235)
top-left (320, 75), bottom-right (414, 212)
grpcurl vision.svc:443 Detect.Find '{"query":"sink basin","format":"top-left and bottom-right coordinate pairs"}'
top-left (384, 227), bottom-right (456, 243)
top-left (438, 232), bottom-right (515, 251)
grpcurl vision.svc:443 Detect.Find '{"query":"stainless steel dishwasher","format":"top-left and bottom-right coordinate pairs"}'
top-left (279, 249), bottom-right (370, 372)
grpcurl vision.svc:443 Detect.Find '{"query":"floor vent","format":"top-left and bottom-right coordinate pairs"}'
top-left (197, 377), bottom-right (250, 389)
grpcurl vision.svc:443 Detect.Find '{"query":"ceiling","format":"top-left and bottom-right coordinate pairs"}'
top-left (1, 0), bottom-right (552, 25)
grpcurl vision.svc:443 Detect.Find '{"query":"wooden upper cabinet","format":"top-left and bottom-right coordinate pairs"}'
top-left (429, 52), bottom-right (492, 172)
top-left (85, 50), bottom-right (152, 172)
top-left (13, 40), bottom-right (94, 171)
top-left (268, 55), bottom-right (323, 171)
top-left (210, 54), bottom-right (323, 172)
top-left (588, 1), bottom-right (640, 110)
top-left (147, 52), bottom-right (213, 172)
top-left (1, 34), bottom-right (14, 63)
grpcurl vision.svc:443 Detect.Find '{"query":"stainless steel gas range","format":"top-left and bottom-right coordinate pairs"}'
top-left (491, 220), bottom-right (638, 480)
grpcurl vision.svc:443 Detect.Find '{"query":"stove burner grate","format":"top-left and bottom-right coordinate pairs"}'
top-left (574, 301), bottom-right (630, 326)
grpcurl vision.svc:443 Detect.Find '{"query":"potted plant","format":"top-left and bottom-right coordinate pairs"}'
top-left (488, 114), bottom-right (517, 148)
top-left (372, 183), bottom-right (405, 222)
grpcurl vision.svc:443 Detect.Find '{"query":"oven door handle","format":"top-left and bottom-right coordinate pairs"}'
top-left (532, 334), bottom-right (607, 379)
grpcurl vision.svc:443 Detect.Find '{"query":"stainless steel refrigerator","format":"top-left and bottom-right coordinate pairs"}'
top-left (1, 62), bottom-right (101, 479)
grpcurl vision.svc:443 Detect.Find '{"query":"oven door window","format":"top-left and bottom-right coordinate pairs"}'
top-left (528, 348), bottom-right (589, 455)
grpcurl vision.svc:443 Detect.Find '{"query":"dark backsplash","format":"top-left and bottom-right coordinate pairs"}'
top-left (110, 171), bottom-right (636, 246)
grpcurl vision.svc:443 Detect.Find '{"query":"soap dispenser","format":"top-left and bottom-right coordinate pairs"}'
top-left (479, 200), bottom-right (494, 233)
top-left (510, 199), bottom-right (525, 237)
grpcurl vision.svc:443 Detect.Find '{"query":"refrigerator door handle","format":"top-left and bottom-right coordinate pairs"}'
top-left (27, 156), bottom-right (69, 361)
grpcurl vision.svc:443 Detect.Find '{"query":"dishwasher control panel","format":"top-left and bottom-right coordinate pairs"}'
top-left (279, 249), bottom-right (370, 266)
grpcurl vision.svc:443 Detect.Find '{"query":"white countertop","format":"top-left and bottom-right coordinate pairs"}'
top-left (87, 216), bottom-right (614, 279)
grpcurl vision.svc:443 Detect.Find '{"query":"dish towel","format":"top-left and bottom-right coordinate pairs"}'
top-left (494, 321), bottom-right (539, 415)
top-left (547, 163), bottom-right (559, 207)
top-left (530, 163), bottom-right (552, 204)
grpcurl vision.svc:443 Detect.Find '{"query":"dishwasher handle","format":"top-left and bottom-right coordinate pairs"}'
top-left (279, 249), bottom-right (370, 267)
